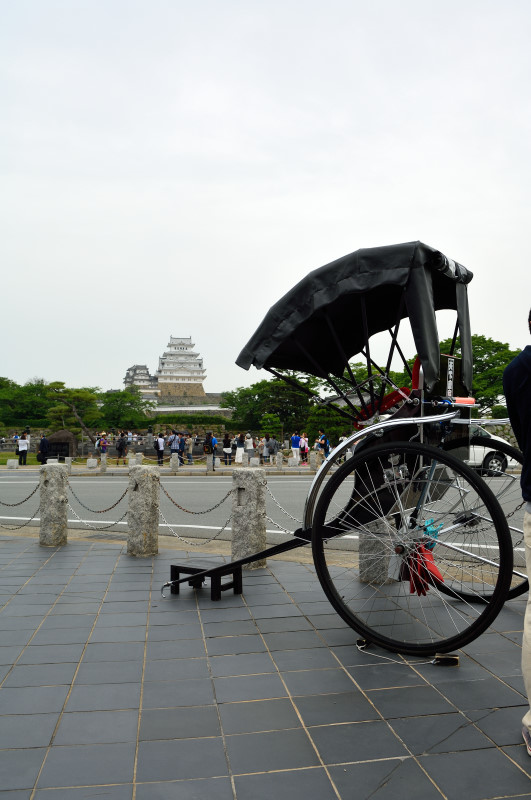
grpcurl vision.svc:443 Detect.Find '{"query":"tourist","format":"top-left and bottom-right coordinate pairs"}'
top-left (186, 434), bottom-right (194, 464)
top-left (257, 437), bottom-right (265, 464)
top-left (503, 307), bottom-right (531, 755)
top-left (269, 435), bottom-right (279, 462)
top-left (17, 433), bottom-right (29, 466)
top-left (177, 433), bottom-right (186, 466)
top-left (315, 430), bottom-right (330, 458)
top-left (38, 433), bottom-right (49, 465)
top-left (203, 432), bottom-right (217, 471)
top-left (222, 434), bottom-right (233, 465)
top-left (262, 435), bottom-right (272, 463)
top-left (115, 432), bottom-right (128, 465)
top-left (168, 430), bottom-right (180, 460)
top-left (299, 432), bottom-right (308, 464)
top-left (100, 434), bottom-right (108, 455)
top-left (291, 431), bottom-right (301, 463)
top-left (234, 433), bottom-right (245, 464)
top-left (245, 432), bottom-right (255, 458)
top-left (156, 432), bottom-right (165, 466)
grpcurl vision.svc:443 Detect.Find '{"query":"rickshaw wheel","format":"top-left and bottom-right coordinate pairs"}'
top-left (443, 437), bottom-right (527, 601)
top-left (311, 441), bottom-right (513, 656)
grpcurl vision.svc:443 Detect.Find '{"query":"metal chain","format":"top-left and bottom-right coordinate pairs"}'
top-left (262, 480), bottom-right (302, 524)
top-left (0, 507), bottom-right (40, 530)
top-left (68, 484), bottom-right (128, 514)
top-left (67, 502), bottom-right (128, 532)
top-left (160, 482), bottom-right (233, 514)
top-left (0, 483), bottom-right (39, 507)
top-left (265, 514), bottom-right (296, 536)
top-left (158, 509), bottom-right (233, 546)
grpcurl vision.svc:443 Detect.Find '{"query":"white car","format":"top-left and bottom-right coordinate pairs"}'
top-left (465, 425), bottom-right (519, 473)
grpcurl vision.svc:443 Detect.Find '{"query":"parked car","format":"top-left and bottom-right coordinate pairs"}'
top-left (464, 425), bottom-right (519, 474)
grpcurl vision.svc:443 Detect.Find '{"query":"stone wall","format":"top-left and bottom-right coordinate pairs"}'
top-left (159, 382), bottom-right (206, 398)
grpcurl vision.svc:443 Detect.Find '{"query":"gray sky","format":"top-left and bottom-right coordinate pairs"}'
top-left (2, 0), bottom-right (530, 394)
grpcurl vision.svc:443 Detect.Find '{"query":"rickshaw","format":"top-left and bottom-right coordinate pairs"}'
top-left (235, 241), bottom-right (525, 656)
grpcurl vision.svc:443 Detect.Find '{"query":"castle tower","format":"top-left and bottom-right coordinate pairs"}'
top-left (155, 336), bottom-right (207, 398)
top-left (123, 365), bottom-right (159, 399)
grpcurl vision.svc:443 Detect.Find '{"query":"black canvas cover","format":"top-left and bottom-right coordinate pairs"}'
top-left (236, 241), bottom-right (473, 394)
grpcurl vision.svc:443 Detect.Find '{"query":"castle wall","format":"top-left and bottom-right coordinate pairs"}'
top-left (158, 382), bottom-right (206, 398)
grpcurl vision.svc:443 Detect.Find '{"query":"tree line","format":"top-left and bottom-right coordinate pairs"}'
top-left (0, 335), bottom-right (520, 444)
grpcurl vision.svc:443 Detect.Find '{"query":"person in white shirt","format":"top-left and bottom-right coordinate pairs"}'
top-left (17, 433), bottom-right (29, 466)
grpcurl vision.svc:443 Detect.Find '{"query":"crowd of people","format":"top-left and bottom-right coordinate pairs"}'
top-left (6, 427), bottom-right (347, 468)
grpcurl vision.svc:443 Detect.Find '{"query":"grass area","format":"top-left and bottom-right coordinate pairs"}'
top-left (0, 451), bottom-right (41, 466)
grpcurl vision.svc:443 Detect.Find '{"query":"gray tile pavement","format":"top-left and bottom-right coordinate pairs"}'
top-left (0, 534), bottom-right (530, 798)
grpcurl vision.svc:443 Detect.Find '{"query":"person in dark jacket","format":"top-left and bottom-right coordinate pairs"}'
top-left (38, 434), bottom-right (49, 465)
top-left (503, 307), bottom-right (531, 755)
top-left (115, 432), bottom-right (128, 465)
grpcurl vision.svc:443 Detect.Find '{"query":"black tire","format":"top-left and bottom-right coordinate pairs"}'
top-left (312, 441), bottom-right (513, 656)
top-left (444, 436), bottom-right (526, 600)
top-left (481, 451), bottom-right (508, 476)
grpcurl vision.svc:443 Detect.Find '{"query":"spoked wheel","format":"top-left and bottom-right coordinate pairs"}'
top-left (444, 436), bottom-right (526, 600)
top-left (311, 441), bottom-right (513, 655)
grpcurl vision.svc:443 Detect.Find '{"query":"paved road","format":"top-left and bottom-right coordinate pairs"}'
top-left (0, 472), bottom-right (315, 541)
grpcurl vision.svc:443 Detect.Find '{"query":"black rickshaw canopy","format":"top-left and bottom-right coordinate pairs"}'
top-left (236, 241), bottom-right (473, 396)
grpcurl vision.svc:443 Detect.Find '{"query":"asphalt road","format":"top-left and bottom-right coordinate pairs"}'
top-left (0, 472), bottom-right (315, 542)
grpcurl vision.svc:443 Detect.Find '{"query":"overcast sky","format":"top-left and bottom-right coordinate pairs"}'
top-left (2, 0), bottom-right (530, 395)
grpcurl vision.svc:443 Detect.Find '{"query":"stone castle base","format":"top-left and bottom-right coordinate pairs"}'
top-left (158, 383), bottom-right (206, 398)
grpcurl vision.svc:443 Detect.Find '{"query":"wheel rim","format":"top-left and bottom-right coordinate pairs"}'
top-left (312, 441), bottom-right (513, 655)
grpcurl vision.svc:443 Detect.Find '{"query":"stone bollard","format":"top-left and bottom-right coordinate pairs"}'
top-left (127, 454), bottom-right (136, 468)
top-left (310, 451), bottom-right (324, 471)
top-left (136, 453), bottom-right (143, 465)
top-left (250, 457), bottom-right (260, 467)
top-left (241, 452), bottom-right (249, 467)
top-left (39, 464), bottom-right (68, 547)
top-left (231, 468), bottom-right (267, 569)
top-left (170, 454), bottom-right (180, 471)
top-left (206, 454), bottom-right (214, 472)
top-left (87, 458), bottom-right (98, 470)
top-left (127, 466), bottom-right (159, 557)
top-left (100, 454), bottom-right (107, 474)
top-left (7, 459), bottom-right (18, 469)
top-left (288, 457), bottom-right (297, 467)
top-left (64, 457), bottom-right (72, 475)
top-left (359, 523), bottom-right (393, 584)
top-left (275, 452), bottom-right (283, 469)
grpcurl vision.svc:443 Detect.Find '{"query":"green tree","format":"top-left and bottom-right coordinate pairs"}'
top-left (260, 413), bottom-right (282, 440)
top-left (221, 376), bottom-right (317, 432)
top-left (305, 404), bottom-right (351, 449)
top-left (99, 387), bottom-right (155, 429)
top-left (46, 383), bottom-right (102, 441)
top-left (439, 335), bottom-right (520, 413)
top-left (0, 378), bottom-right (56, 428)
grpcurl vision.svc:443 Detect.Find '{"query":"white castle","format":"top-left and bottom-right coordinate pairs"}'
top-left (124, 336), bottom-right (207, 399)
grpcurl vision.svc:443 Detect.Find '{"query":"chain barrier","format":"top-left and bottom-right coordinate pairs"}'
top-left (159, 509), bottom-right (233, 546)
top-left (68, 484), bottom-right (128, 514)
top-left (67, 503), bottom-right (129, 532)
top-left (262, 480), bottom-right (302, 525)
top-left (160, 481), bottom-right (233, 514)
top-left (0, 483), bottom-right (39, 507)
top-left (0, 507), bottom-right (40, 531)
top-left (265, 514), bottom-right (298, 536)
